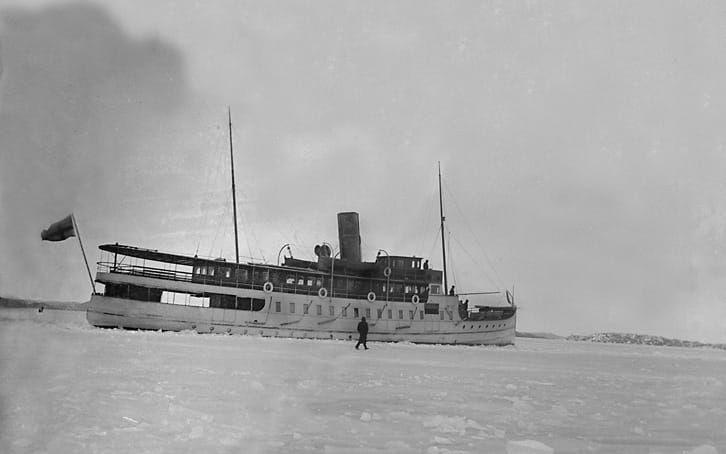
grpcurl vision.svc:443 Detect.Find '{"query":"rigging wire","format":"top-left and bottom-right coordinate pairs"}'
top-left (441, 177), bottom-right (506, 289)
top-left (208, 187), bottom-right (231, 258)
top-left (416, 172), bottom-right (441, 257)
top-left (194, 121), bottom-right (226, 255)
top-left (448, 229), bottom-right (457, 290)
top-left (450, 233), bottom-right (500, 290)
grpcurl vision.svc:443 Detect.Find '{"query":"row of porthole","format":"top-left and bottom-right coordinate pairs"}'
top-left (461, 323), bottom-right (507, 329)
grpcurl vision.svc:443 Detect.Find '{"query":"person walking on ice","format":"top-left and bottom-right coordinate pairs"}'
top-left (356, 317), bottom-right (368, 350)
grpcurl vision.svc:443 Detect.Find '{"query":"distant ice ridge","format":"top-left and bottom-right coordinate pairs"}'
top-left (567, 332), bottom-right (726, 350)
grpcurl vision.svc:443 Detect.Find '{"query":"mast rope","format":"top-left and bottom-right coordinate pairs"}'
top-left (450, 232), bottom-right (500, 290)
top-left (448, 229), bottom-right (457, 290)
top-left (442, 178), bottom-right (505, 289)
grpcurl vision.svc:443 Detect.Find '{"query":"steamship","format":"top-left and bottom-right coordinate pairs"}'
top-left (86, 113), bottom-right (517, 345)
top-left (87, 211), bottom-right (516, 345)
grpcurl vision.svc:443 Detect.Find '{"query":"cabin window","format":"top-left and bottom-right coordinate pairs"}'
top-left (316, 278), bottom-right (323, 287)
top-left (223, 268), bottom-right (231, 278)
top-left (387, 309), bottom-right (392, 319)
top-left (398, 310), bottom-right (403, 319)
top-left (236, 269), bottom-right (248, 282)
top-left (195, 266), bottom-right (202, 274)
top-left (234, 297), bottom-right (265, 311)
top-left (316, 305), bottom-right (322, 316)
top-left (289, 302), bottom-right (295, 313)
top-left (405, 285), bottom-right (411, 294)
top-left (353, 308), bottom-right (359, 318)
top-left (307, 278), bottom-right (313, 287)
top-left (304, 304), bottom-right (309, 314)
top-left (420, 311), bottom-right (425, 320)
top-left (329, 306), bottom-right (334, 316)
top-left (377, 309), bottom-right (383, 318)
top-left (409, 310), bottom-right (414, 320)
top-left (365, 308), bottom-right (371, 318)
top-left (342, 307), bottom-right (347, 317)
top-left (298, 277), bottom-right (304, 286)
top-left (430, 285), bottom-right (441, 295)
top-left (208, 267), bottom-right (215, 277)
top-left (448, 311), bottom-right (453, 321)
top-left (275, 301), bottom-right (281, 312)
top-left (286, 276), bottom-right (295, 285)
top-left (200, 266), bottom-right (207, 275)
top-left (440, 311), bottom-right (444, 320)
top-left (424, 303), bottom-right (439, 315)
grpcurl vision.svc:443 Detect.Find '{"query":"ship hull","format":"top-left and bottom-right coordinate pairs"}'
top-left (87, 293), bottom-right (516, 346)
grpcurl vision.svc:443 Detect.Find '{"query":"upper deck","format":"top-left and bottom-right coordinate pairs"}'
top-left (97, 243), bottom-right (444, 303)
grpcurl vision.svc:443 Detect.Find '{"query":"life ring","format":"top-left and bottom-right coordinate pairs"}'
top-left (411, 294), bottom-right (420, 304)
top-left (383, 267), bottom-right (391, 277)
top-left (263, 281), bottom-right (274, 293)
top-left (367, 291), bottom-right (376, 302)
top-left (318, 287), bottom-right (328, 298)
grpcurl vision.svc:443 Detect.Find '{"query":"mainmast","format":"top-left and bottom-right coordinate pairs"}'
top-left (438, 161), bottom-right (448, 293)
top-left (228, 107), bottom-right (240, 265)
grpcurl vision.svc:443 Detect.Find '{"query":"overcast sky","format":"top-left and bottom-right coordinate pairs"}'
top-left (1, 1), bottom-right (725, 342)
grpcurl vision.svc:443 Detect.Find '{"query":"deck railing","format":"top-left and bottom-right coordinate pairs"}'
top-left (95, 261), bottom-right (428, 303)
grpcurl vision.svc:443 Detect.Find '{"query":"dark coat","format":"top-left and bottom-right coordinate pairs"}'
top-left (357, 320), bottom-right (369, 337)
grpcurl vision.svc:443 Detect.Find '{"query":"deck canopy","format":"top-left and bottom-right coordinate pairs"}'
top-left (99, 243), bottom-right (202, 267)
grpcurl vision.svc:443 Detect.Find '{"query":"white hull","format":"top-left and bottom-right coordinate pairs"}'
top-left (87, 292), bottom-right (516, 346)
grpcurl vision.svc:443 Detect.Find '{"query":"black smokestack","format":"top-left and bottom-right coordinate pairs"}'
top-left (337, 212), bottom-right (361, 262)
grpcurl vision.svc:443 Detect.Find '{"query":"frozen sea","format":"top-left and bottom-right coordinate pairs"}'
top-left (1, 309), bottom-right (724, 454)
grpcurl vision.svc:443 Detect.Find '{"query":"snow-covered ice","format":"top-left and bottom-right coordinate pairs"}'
top-left (1, 308), bottom-right (725, 453)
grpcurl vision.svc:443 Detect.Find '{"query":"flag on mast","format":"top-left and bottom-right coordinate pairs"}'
top-left (41, 215), bottom-right (76, 241)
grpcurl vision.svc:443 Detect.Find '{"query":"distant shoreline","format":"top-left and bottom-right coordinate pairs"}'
top-left (0, 296), bottom-right (86, 311)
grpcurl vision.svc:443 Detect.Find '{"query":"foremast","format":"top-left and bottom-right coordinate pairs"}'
top-left (228, 108), bottom-right (240, 265)
top-left (438, 162), bottom-right (448, 293)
